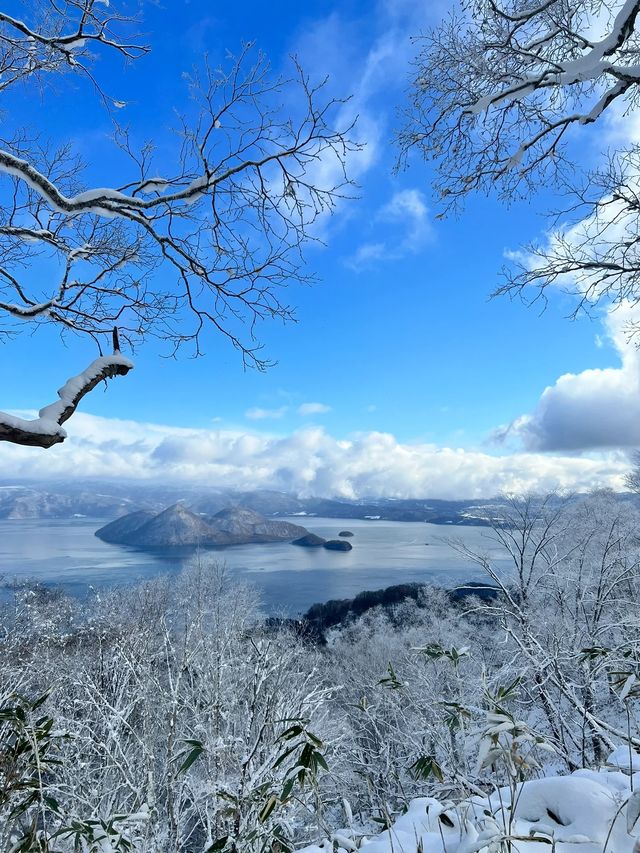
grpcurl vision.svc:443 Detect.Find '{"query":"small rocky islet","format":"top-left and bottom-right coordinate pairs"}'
top-left (324, 539), bottom-right (353, 551)
top-left (292, 532), bottom-right (353, 551)
top-left (291, 533), bottom-right (326, 547)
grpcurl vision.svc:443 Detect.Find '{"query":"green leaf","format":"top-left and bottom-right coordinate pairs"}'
top-left (579, 646), bottom-right (611, 662)
top-left (409, 755), bottom-right (444, 783)
top-left (258, 794), bottom-right (278, 823)
top-left (495, 677), bottom-right (522, 700)
top-left (273, 743), bottom-right (299, 770)
top-left (279, 724), bottom-right (304, 741)
top-left (206, 836), bottom-right (230, 852)
top-left (43, 794), bottom-right (62, 813)
top-left (379, 662), bottom-right (402, 690)
top-left (314, 752), bottom-right (329, 772)
top-left (177, 740), bottom-right (205, 775)
top-left (281, 777), bottom-right (295, 802)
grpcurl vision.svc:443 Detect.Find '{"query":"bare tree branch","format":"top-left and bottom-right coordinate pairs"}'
top-left (398, 0), bottom-right (640, 342)
top-left (399, 0), bottom-right (640, 205)
top-left (494, 145), bottom-right (640, 315)
top-left (0, 2), bottom-right (356, 445)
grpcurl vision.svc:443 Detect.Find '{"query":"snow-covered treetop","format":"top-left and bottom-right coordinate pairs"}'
top-left (399, 0), bottom-right (640, 346)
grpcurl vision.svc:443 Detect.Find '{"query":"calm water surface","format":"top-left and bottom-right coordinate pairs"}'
top-left (0, 517), bottom-right (508, 615)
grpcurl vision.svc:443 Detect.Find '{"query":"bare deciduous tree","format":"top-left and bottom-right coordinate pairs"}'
top-left (401, 0), bottom-right (640, 202)
top-left (399, 0), bottom-right (640, 319)
top-left (0, 1), bottom-right (355, 447)
top-left (624, 449), bottom-right (640, 492)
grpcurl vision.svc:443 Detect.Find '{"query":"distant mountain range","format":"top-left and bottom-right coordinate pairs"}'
top-left (0, 480), bottom-right (514, 524)
top-left (96, 504), bottom-right (310, 548)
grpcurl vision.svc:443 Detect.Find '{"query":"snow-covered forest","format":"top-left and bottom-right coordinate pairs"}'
top-left (2, 491), bottom-right (640, 852)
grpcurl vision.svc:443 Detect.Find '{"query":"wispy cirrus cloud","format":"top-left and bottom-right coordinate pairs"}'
top-left (298, 402), bottom-right (332, 416)
top-left (347, 188), bottom-right (433, 270)
top-left (292, 0), bottom-right (440, 238)
top-left (245, 406), bottom-right (288, 420)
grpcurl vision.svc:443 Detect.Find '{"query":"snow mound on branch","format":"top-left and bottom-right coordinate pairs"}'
top-left (295, 768), bottom-right (639, 852)
top-left (0, 353), bottom-right (133, 446)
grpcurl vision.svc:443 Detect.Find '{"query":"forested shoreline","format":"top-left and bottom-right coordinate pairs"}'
top-left (266, 580), bottom-right (499, 644)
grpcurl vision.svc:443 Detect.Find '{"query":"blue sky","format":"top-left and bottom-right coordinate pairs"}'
top-left (0, 0), bottom-right (634, 496)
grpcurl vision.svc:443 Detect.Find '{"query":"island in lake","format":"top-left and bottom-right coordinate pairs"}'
top-left (95, 503), bottom-right (310, 549)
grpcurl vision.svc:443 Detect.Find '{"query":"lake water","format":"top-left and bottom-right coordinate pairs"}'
top-left (0, 517), bottom-right (509, 615)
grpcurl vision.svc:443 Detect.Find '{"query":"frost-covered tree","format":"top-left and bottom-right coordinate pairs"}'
top-left (625, 449), bottom-right (640, 492)
top-left (400, 0), bottom-right (640, 319)
top-left (451, 492), bottom-right (640, 768)
top-left (0, 1), bottom-right (354, 448)
top-left (0, 565), bottom-right (334, 852)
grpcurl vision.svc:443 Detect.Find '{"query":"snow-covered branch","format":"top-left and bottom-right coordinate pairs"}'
top-left (496, 145), bottom-right (640, 311)
top-left (0, 1), bottom-right (355, 446)
top-left (0, 0), bottom-right (148, 95)
top-left (400, 0), bottom-right (640, 203)
top-left (0, 21), bottom-right (355, 372)
top-left (0, 344), bottom-right (133, 447)
top-left (398, 0), bottom-right (640, 332)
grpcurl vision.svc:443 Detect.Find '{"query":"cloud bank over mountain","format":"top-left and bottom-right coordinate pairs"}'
top-left (1, 412), bottom-right (627, 499)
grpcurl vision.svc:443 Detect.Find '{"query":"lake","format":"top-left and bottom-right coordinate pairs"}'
top-left (0, 516), bottom-right (509, 615)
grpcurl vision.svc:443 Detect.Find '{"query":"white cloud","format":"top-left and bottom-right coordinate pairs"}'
top-left (245, 406), bottom-right (288, 420)
top-left (347, 188), bottom-right (433, 269)
top-left (496, 87), bottom-right (640, 454)
top-left (382, 188), bottom-right (429, 229)
top-left (494, 302), bottom-right (640, 451)
top-left (601, 85), bottom-right (640, 147)
top-left (0, 411), bottom-right (629, 499)
top-left (381, 188), bottom-right (432, 251)
top-left (292, 14), bottom-right (384, 220)
top-left (298, 402), bottom-right (332, 416)
top-left (348, 242), bottom-right (387, 267)
top-left (292, 1), bottom-right (440, 235)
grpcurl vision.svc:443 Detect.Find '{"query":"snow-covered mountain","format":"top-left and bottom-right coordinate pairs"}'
top-left (0, 480), bottom-right (515, 524)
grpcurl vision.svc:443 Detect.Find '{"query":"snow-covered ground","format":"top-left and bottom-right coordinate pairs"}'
top-left (296, 755), bottom-right (640, 852)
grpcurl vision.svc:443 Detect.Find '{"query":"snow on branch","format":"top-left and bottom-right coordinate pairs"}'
top-left (0, 2), bottom-right (148, 97)
top-left (0, 3), bottom-right (355, 447)
top-left (492, 144), bottom-right (640, 313)
top-left (468, 0), bottom-right (640, 116)
top-left (400, 0), bottom-right (640, 204)
top-left (0, 31), bottom-right (356, 372)
top-left (0, 333), bottom-right (133, 447)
